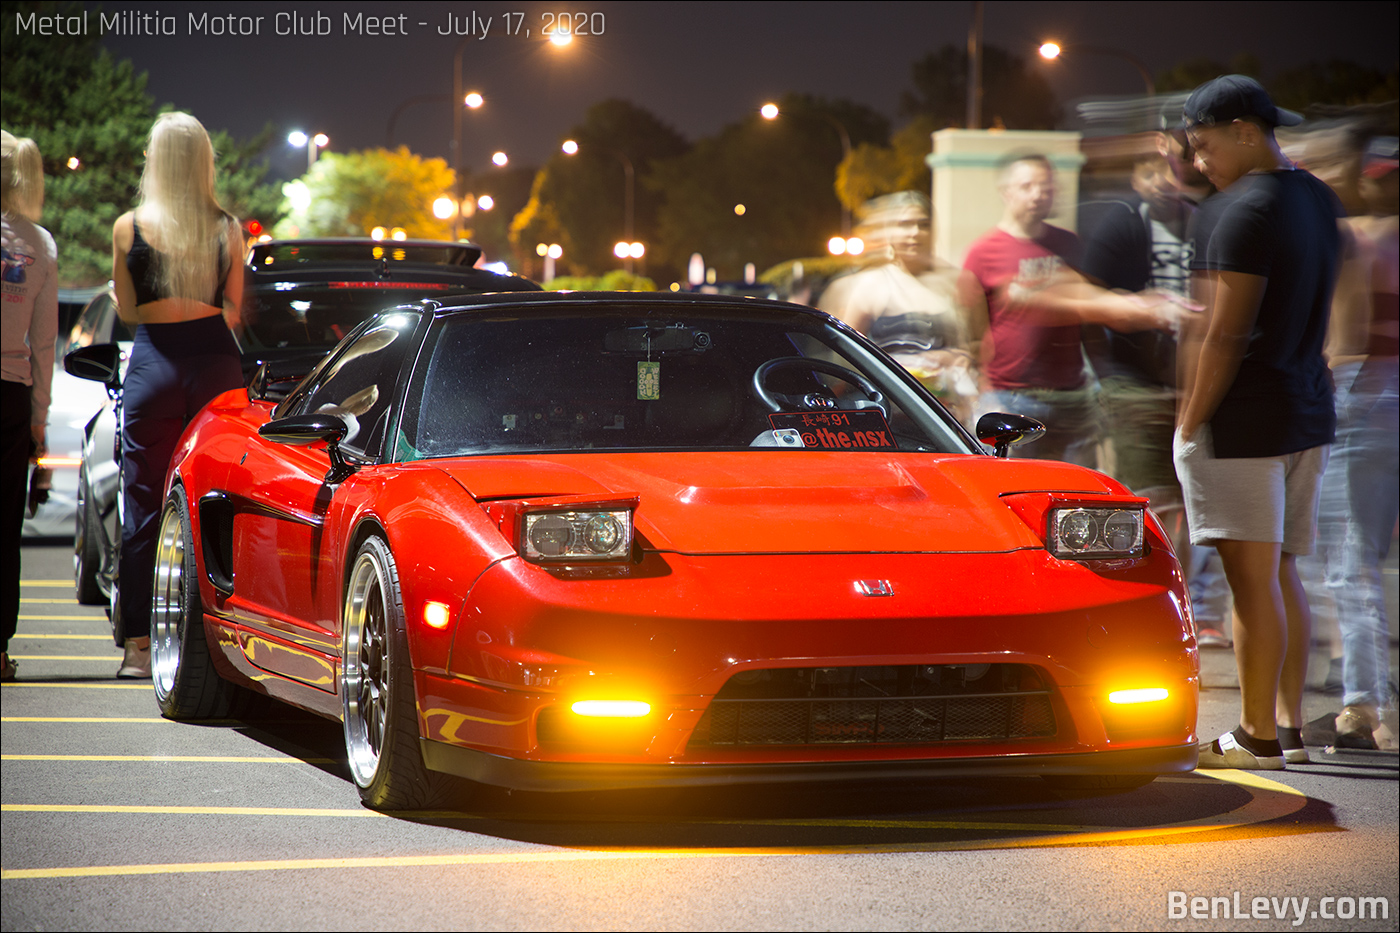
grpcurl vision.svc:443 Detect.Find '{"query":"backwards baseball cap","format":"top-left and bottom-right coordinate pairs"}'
top-left (1181, 75), bottom-right (1303, 130)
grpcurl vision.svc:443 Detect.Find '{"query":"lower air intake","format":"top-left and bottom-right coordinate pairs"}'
top-left (688, 664), bottom-right (1056, 748)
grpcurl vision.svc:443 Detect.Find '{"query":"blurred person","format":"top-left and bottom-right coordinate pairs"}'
top-left (1318, 135), bottom-right (1398, 749)
top-left (820, 192), bottom-right (977, 423)
top-left (1081, 147), bottom-right (1231, 649)
top-left (1173, 76), bottom-right (1341, 769)
top-left (1, 129), bottom-right (57, 683)
top-left (111, 113), bottom-right (245, 679)
top-left (960, 153), bottom-right (1179, 466)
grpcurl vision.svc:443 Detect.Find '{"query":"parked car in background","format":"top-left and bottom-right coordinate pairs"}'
top-left (65, 239), bottom-right (539, 632)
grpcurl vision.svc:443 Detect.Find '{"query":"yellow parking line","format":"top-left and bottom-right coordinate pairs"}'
top-left (4, 804), bottom-right (385, 818)
top-left (2, 755), bottom-right (339, 763)
top-left (11, 656), bottom-right (120, 661)
top-left (0, 771), bottom-right (1316, 880)
top-left (20, 599), bottom-right (79, 604)
top-left (18, 616), bottom-right (109, 621)
top-left (3, 717), bottom-right (170, 723)
top-left (19, 581), bottom-right (76, 587)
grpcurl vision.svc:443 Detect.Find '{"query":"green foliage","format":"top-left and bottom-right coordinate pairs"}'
top-left (211, 126), bottom-right (284, 232)
top-left (3, 1), bottom-right (282, 285)
top-left (4, 2), bottom-right (153, 284)
top-left (462, 164), bottom-right (535, 266)
top-left (901, 45), bottom-right (1060, 130)
top-left (1270, 61), bottom-right (1400, 112)
top-left (1156, 53), bottom-right (1262, 93)
top-left (649, 94), bottom-right (889, 282)
top-left (543, 270), bottom-right (657, 292)
top-left (274, 147), bottom-right (455, 240)
top-left (511, 99), bottom-right (689, 278)
top-left (836, 116), bottom-right (937, 213)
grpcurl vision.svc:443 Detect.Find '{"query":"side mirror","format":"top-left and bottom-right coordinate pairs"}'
top-left (64, 343), bottom-right (123, 391)
top-left (258, 415), bottom-right (356, 484)
top-left (976, 412), bottom-right (1046, 459)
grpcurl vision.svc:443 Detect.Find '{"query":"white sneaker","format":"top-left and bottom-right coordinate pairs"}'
top-left (117, 640), bottom-right (151, 679)
top-left (1196, 730), bottom-right (1285, 770)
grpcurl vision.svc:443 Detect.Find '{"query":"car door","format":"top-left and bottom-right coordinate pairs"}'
top-left (224, 314), bottom-right (417, 690)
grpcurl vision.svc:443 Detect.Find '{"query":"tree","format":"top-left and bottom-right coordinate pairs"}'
top-left (1156, 53), bottom-right (1261, 93)
top-left (901, 44), bottom-right (1060, 130)
top-left (1270, 61), bottom-right (1400, 112)
top-left (274, 147), bottom-right (455, 240)
top-left (3, 1), bottom-right (283, 284)
top-left (3, 2), bottom-right (155, 284)
top-left (511, 99), bottom-right (689, 278)
top-left (648, 94), bottom-right (889, 282)
top-left (836, 115), bottom-right (938, 214)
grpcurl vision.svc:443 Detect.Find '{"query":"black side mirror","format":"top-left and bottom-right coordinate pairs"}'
top-left (258, 415), bottom-right (357, 484)
top-left (976, 412), bottom-right (1046, 458)
top-left (64, 343), bottom-right (123, 391)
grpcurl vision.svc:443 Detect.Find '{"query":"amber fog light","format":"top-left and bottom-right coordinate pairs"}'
top-left (571, 700), bottom-right (651, 718)
top-left (1109, 688), bottom-right (1169, 704)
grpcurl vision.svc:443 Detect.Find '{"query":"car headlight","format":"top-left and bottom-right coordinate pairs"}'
top-left (1047, 507), bottom-right (1144, 560)
top-left (520, 506), bottom-right (634, 563)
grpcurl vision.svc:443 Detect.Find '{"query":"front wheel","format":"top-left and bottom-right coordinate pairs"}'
top-left (342, 536), bottom-right (456, 810)
top-left (151, 490), bottom-right (238, 719)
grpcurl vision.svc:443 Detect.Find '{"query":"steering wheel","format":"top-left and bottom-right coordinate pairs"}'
top-left (752, 357), bottom-right (886, 413)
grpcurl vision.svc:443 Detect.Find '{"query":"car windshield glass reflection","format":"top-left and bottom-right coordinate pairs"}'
top-left (396, 308), bottom-right (970, 459)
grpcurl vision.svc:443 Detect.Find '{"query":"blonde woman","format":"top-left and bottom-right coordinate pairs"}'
top-left (2, 130), bottom-right (58, 682)
top-left (111, 112), bottom-right (244, 678)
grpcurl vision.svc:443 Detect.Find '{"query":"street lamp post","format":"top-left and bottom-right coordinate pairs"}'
top-left (288, 131), bottom-right (327, 172)
top-left (1038, 41), bottom-right (1156, 97)
top-left (760, 103), bottom-right (853, 240)
top-left (561, 140), bottom-right (638, 273)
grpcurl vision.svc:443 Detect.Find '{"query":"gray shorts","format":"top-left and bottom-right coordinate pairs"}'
top-left (1172, 425), bottom-right (1328, 555)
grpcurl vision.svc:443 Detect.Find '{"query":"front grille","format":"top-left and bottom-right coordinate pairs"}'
top-left (688, 664), bottom-right (1056, 748)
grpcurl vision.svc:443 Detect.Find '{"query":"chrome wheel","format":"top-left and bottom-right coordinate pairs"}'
top-left (151, 502), bottom-right (185, 703)
top-left (343, 547), bottom-right (391, 788)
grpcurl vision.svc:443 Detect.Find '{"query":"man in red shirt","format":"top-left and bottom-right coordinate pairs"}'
top-left (961, 153), bottom-right (1177, 464)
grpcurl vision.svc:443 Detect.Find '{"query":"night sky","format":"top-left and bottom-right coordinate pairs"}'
top-left (58, 1), bottom-right (1397, 181)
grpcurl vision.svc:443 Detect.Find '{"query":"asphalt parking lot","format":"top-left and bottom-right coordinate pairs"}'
top-left (4, 540), bottom-right (1397, 931)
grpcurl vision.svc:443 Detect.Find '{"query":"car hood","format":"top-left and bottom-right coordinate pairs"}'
top-left (434, 452), bottom-right (1121, 554)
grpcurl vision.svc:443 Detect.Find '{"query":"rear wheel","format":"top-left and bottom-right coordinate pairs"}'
top-left (342, 536), bottom-right (456, 810)
top-left (74, 471), bottom-right (105, 606)
top-left (151, 490), bottom-right (238, 719)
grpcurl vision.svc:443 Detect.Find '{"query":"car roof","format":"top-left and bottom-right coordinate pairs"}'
top-left (423, 289), bottom-right (839, 323)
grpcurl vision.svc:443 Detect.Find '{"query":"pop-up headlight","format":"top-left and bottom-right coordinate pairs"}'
top-left (521, 508), bottom-right (633, 562)
top-left (1047, 507), bottom-right (1144, 560)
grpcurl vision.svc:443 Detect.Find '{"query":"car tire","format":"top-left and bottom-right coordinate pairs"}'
top-left (74, 471), bottom-right (105, 606)
top-left (151, 489), bottom-right (239, 720)
top-left (342, 535), bottom-right (456, 810)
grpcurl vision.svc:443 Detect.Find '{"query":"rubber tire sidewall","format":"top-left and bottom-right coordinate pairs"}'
top-left (151, 488), bottom-right (235, 720)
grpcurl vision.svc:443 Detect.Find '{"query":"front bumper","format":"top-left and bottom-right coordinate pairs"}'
top-left (421, 738), bottom-right (1198, 792)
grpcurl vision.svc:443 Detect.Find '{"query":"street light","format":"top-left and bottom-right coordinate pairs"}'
top-left (561, 140), bottom-right (638, 273)
top-left (536, 242), bottom-right (562, 283)
top-left (491, 151), bottom-right (508, 167)
top-left (761, 102), bottom-right (853, 238)
top-left (288, 131), bottom-right (328, 171)
top-left (1038, 40), bottom-right (1155, 97)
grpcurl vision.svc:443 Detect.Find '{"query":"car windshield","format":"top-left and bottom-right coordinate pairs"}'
top-left (241, 284), bottom-right (452, 350)
top-left (395, 305), bottom-right (974, 459)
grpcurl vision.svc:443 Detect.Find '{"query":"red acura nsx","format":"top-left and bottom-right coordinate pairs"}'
top-left (149, 292), bottom-right (1198, 809)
